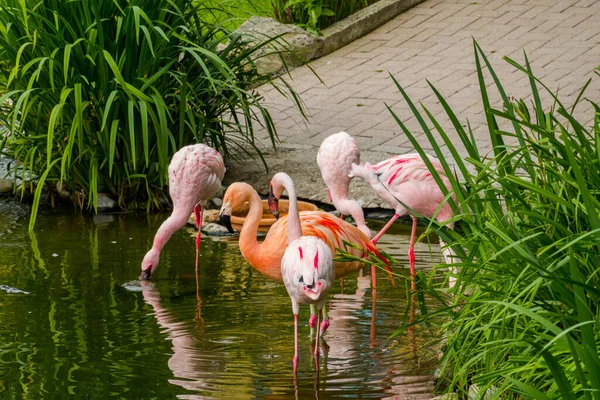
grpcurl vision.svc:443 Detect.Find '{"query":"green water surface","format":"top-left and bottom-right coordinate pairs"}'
top-left (0, 198), bottom-right (441, 399)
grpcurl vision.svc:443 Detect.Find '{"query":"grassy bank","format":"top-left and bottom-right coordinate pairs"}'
top-left (200, 0), bottom-right (272, 29)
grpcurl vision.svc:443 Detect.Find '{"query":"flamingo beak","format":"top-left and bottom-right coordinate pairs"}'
top-left (219, 214), bottom-right (234, 233)
top-left (303, 284), bottom-right (322, 301)
top-left (218, 201), bottom-right (234, 233)
top-left (140, 267), bottom-right (152, 280)
top-left (268, 187), bottom-right (279, 219)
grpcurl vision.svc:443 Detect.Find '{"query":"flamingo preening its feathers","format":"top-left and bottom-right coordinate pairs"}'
top-left (350, 154), bottom-right (457, 289)
top-left (318, 131), bottom-right (457, 289)
top-left (317, 131), bottom-right (371, 239)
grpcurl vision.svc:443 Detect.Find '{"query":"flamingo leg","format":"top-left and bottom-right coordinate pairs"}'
top-left (320, 304), bottom-right (329, 334)
top-left (293, 313), bottom-right (299, 373)
top-left (371, 264), bottom-right (377, 290)
top-left (409, 293), bottom-right (417, 355)
top-left (309, 304), bottom-right (317, 339)
top-left (371, 213), bottom-right (400, 245)
top-left (309, 304), bottom-right (317, 328)
top-left (408, 216), bottom-right (418, 291)
top-left (371, 253), bottom-right (395, 289)
top-left (194, 205), bottom-right (203, 302)
top-left (314, 308), bottom-right (321, 359)
top-left (194, 205), bottom-right (204, 268)
top-left (371, 287), bottom-right (376, 348)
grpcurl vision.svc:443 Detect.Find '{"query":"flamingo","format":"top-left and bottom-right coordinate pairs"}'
top-left (218, 182), bottom-right (390, 289)
top-left (140, 144), bottom-right (225, 281)
top-left (272, 172), bottom-right (334, 373)
top-left (349, 154), bottom-right (456, 289)
top-left (269, 173), bottom-right (334, 336)
top-left (317, 131), bottom-right (371, 238)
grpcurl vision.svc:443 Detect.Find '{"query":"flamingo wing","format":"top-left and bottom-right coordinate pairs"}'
top-left (268, 211), bottom-right (376, 259)
top-left (373, 154), bottom-right (455, 222)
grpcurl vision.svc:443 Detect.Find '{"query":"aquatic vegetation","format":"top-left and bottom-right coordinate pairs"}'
top-left (0, 0), bottom-right (303, 229)
top-left (352, 42), bottom-right (600, 397)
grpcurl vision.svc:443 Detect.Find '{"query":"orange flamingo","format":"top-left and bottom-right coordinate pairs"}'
top-left (218, 182), bottom-right (390, 289)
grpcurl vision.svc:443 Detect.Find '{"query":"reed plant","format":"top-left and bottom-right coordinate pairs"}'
top-left (345, 41), bottom-right (600, 397)
top-left (0, 0), bottom-right (302, 230)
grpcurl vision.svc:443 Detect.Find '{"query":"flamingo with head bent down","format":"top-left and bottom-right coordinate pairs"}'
top-left (317, 131), bottom-right (371, 239)
top-left (140, 144), bottom-right (225, 281)
top-left (270, 172), bottom-right (334, 373)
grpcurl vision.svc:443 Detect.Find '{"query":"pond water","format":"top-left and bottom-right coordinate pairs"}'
top-left (0, 198), bottom-right (444, 399)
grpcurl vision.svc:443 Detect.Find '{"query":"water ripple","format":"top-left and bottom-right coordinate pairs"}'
top-left (0, 285), bottom-right (30, 294)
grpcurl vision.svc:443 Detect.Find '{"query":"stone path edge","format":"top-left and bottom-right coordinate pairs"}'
top-left (316, 0), bottom-right (427, 59)
top-left (225, 0), bottom-right (428, 210)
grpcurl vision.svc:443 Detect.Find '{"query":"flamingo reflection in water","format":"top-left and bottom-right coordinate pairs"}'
top-left (140, 281), bottom-right (227, 397)
top-left (138, 275), bottom-right (432, 399)
top-left (260, 272), bottom-right (433, 400)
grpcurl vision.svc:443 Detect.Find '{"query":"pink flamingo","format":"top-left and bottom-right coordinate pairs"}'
top-left (272, 172), bottom-right (334, 373)
top-left (140, 144), bottom-right (225, 280)
top-left (317, 132), bottom-right (371, 238)
top-left (269, 173), bottom-right (340, 336)
top-left (349, 154), bottom-right (456, 289)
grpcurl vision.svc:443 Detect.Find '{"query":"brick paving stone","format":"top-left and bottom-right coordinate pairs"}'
top-left (253, 0), bottom-right (600, 161)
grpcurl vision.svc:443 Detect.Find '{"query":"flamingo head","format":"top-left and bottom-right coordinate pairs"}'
top-left (267, 183), bottom-right (280, 219)
top-left (349, 162), bottom-right (379, 185)
top-left (219, 185), bottom-right (246, 233)
top-left (300, 276), bottom-right (327, 301)
top-left (218, 199), bottom-right (234, 233)
top-left (268, 173), bottom-right (289, 219)
top-left (140, 248), bottom-right (160, 280)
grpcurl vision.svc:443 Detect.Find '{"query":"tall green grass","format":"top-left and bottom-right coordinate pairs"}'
top-left (350, 41), bottom-right (600, 397)
top-left (0, 0), bottom-right (302, 230)
top-left (197, 0), bottom-right (273, 30)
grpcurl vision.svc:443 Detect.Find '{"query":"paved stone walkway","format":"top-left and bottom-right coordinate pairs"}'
top-left (230, 0), bottom-right (600, 207)
top-left (256, 0), bottom-right (600, 156)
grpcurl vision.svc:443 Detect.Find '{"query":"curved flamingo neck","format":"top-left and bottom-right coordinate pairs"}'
top-left (238, 187), bottom-right (269, 266)
top-left (336, 198), bottom-right (371, 238)
top-left (150, 206), bottom-right (192, 254)
top-left (330, 187), bottom-right (350, 205)
top-left (275, 174), bottom-right (302, 244)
